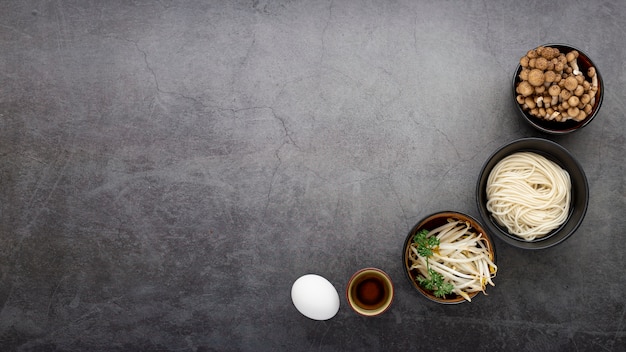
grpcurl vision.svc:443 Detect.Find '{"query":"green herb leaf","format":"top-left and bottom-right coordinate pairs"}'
top-left (434, 281), bottom-right (454, 298)
top-left (413, 230), bottom-right (453, 298)
top-left (413, 229), bottom-right (439, 257)
top-left (416, 274), bottom-right (433, 290)
top-left (417, 269), bottom-right (453, 298)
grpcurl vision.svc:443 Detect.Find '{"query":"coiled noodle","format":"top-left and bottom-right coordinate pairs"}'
top-left (486, 151), bottom-right (571, 241)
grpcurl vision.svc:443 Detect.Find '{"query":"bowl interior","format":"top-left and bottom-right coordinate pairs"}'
top-left (513, 44), bottom-right (604, 134)
top-left (476, 138), bottom-right (589, 249)
top-left (346, 268), bottom-right (394, 316)
top-left (402, 211), bottom-right (495, 304)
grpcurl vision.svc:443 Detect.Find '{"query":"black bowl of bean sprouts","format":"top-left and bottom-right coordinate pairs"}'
top-left (476, 138), bottom-right (589, 250)
top-left (402, 211), bottom-right (497, 304)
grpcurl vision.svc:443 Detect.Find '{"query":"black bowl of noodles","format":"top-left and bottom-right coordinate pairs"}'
top-left (476, 138), bottom-right (589, 249)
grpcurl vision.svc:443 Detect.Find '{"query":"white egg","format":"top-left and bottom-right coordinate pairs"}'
top-left (291, 274), bottom-right (340, 320)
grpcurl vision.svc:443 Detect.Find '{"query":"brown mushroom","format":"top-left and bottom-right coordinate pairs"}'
top-left (568, 106), bottom-right (580, 118)
top-left (553, 74), bottom-right (561, 83)
top-left (588, 66), bottom-right (598, 88)
top-left (568, 96), bottom-right (580, 107)
top-left (574, 85), bottom-right (585, 97)
top-left (574, 110), bottom-right (588, 122)
top-left (536, 95), bottom-right (545, 107)
top-left (554, 61), bottom-right (565, 72)
top-left (535, 57), bottom-right (549, 70)
top-left (539, 107), bottom-right (546, 117)
top-left (547, 48), bottom-right (560, 60)
top-left (548, 85), bottom-right (561, 105)
top-left (517, 81), bottom-right (534, 97)
top-left (589, 86), bottom-right (598, 105)
top-left (580, 94), bottom-right (591, 105)
top-left (544, 71), bottom-right (557, 85)
top-left (520, 56), bottom-right (529, 67)
top-left (582, 81), bottom-right (591, 90)
top-left (563, 76), bottom-right (578, 91)
top-left (548, 110), bottom-right (560, 121)
top-left (528, 69), bottom-right (545, 87)
top-left (588, 66), bottom-right (596, 77)
top-left (519, 68), bottom-right (530, 81)
top-left (544, 94), bottom-right (553, 107)
top-left (566, 50), bottom-right (581, 75)
top-left (535, 85), bottom-right (546, 94)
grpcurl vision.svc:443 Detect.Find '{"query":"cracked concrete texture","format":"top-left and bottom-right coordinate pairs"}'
top-left (1, 0), bottom-right (625, 351)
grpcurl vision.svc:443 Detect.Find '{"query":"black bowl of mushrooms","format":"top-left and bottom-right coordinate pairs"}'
top-left (513, 44), bottom-right (603, 134)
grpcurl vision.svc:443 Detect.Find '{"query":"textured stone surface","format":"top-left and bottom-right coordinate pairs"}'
top-left (1, 1), bottom-right (625, 351)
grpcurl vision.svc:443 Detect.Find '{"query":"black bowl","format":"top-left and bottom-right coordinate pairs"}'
top-left (402, 211), bottom-right (496, 304)
top-left (513, 44), bottom-right (603, 134)
top-left (476, 138), bottom-right (589, 249)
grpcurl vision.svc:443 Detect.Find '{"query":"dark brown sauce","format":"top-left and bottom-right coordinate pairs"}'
top-left (355, 277), bottom-right (385, 307)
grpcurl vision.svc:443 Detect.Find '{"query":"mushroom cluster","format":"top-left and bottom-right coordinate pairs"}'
top-left (515, 46), bottom-right (599, 122)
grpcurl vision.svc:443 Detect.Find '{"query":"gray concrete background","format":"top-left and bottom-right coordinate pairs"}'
top-left (1, 1), bottom-right (625, 351)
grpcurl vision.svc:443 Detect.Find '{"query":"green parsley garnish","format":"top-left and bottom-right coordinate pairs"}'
top-left (413, 229), bottom-right (439, 257)
top-left (413, 229), bottom-right (454, 298)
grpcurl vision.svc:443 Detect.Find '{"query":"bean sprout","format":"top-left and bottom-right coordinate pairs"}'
top-left (408, 219), bottom-right (497, 302)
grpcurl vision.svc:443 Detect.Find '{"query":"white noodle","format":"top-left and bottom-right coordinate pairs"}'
top-left (486, 152), bottom-right (571, 241)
